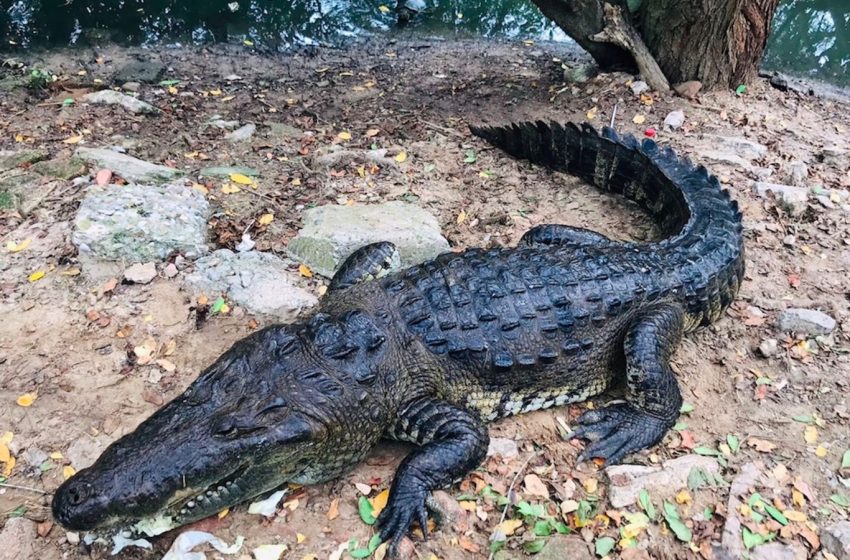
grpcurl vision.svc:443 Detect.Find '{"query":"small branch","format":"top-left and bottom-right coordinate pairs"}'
top-left (590, 3), bottom-right (670, 92)
top-left (0, 482), bottom-right (50, 495)
top-left (487, 450), bottom-right (540, 560)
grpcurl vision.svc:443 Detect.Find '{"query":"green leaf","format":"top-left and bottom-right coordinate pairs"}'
top-left (524, 539), bottom-right (547, 554)
top-left (764, 504), bottom-right (788, 526)
top-left (423, 163), bottom-right (436, 173)
top-left (348, 548), bottom-right (372, 559)
top-left (9, 505), bottom-right (26, 518)
top-left (517, 501), bottom-right (545, 518)
top-left (211, 296), bottom-right (226, 314)
top-left (742, 527), bottom-right (775, 549)
top-left (672, 422), bottom-right (688, 431)
top-left (62, 98), bottom-right (74, 106)
top-left (463, 149), bottom-right (477, 163)
top-left (358, 496), bottom-right (376, 525)
top-left (159, 79), bottom-right (180, 86)
top-left (693, 446), bottom-right (720, 456)
top-left (39, 460), bottom-right (53, 473)
top-left (793, 415), bottom-right (815, 424)
top-left (533, 520), bottom-right (552, 536)
top-left (687, 468), bottom-right (708, 490)
top-left (842, 450), bottom-right (850, 469)
top-left (663, 501), bottom-right (692, 542)
top-left (577, 500), bottom-right (594, 524)
top-left (726, 434), bottom-right (740, 454)
top-left (595, 536), bottom-right (616, 557)
top-left (638, 489), bottom-right (656, 519)
top-left (368, 534), bottom-right (382, 553)
top-left (680, 403), bottom-right (694, 414)
top-left (831, 494), bottom-right (850, 508)
top-left (735, 84), bottom-right (747, 96)
top-left (755, 377), bottom-right (773, 385)
top-left (553, 521), bottom-right (570, 534)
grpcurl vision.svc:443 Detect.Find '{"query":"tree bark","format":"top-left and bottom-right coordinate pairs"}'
top-left (527, 0), bottom-right (780, 89)
top-left (640, 0), bottom-right (780, 88)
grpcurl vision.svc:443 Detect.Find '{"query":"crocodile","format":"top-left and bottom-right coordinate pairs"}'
top-left (52, 122), bottom-right (744, 554)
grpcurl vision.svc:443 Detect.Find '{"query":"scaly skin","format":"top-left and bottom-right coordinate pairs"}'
top-left (53, 122), bottom-right (744, 556)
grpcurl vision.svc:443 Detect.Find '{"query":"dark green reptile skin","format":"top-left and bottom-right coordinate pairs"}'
top-left (52, 122), bottom-right (744, 555)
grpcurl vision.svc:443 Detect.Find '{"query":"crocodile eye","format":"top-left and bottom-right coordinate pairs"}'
top-left (212, 416), bottom-right (237, 438)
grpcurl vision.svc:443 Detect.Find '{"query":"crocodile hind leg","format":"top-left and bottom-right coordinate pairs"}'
top-left (521, 224), bottom-right (614, 247)
top-left (329, 241), bottom-right (401, 290)
top-left (572, 303), bottom-right (684, 464)
top-left (378, 398), bottom-right (489, 554)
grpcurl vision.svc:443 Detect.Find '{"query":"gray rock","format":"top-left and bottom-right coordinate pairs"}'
top-left (30, 157), bottom-right (87, 180)
top-left (0, 517), bottom-right (37, 560)
top-left (113, 60), bottom-right (165, 84)
top-left (287, 201), bottom-right (450, 278)
top-left (121, 81), bottom-right (141, 92)
top-left (758, 338), bottom-right (779, 358)
top-left (205, 116), bottom-right (240, 130)
top-left (226, 123), bottom-right (257, 143)
top-left (487, 438), bottom-right (519, 459)
top-left (75, 148), bottom-right (183, 183)
top-left (84, 90), bottom-right (158, 115)
top-left (124, 262), bottom-right (157, 284)
top-left (199, 166), bottom-right (260, 178)
top-left (823, 521), bottom-right (850, 559)
top-left (0, 149), bottom-right (48, 171)
top-left (663, 110), bottom-right (685, 130)
top-left (73, 182), bottom-right (210, 262)
top-left (818, 195), bottom-right (836, 209)
top-left (704, 135), bottom-right (768, 161)
top-left (701, 150), bottom-right (754, 170)
top-left (750, 542), bottom-right (807, 560)
top-left (630, 80), bottom-right (649, 96)
top-left (786, 161), bottom-right (808, 186)
top-left (186, 249), bottom-right (318, 321)
top-left (752, 182), bottom-right (809, 214)
top-left (606, 454), bottom-right (720, 508)
top-left (265, 122), bottom-right (304, 141)
top-left (21, 447), bottom-right (49, 469)
top-left (778, 308), bottom-right (837, 335)
top-left (535, 535), bottom-right (593, 560)
top-left (720, 463), bottom-right (763, 559)
top-left (821, 147), bottom-right (850, 169)
top-left (164, 263), bottom-right (179, 278)
top-left (563, 63), bottom-right (597, 84)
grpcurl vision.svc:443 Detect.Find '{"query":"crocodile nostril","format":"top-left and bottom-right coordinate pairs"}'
top-left (66, 482), bottom-right (91, 506)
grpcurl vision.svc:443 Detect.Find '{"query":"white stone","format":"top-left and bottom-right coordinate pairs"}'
top-left (75, 148), bottom-right (183, 183)
top-left (83, 90), bottom-right (158, 115)
top-left (630, 80), bottom-right (649, 96)
top-left (124, 262), bottom-right (158, 284)
top-left (778, 308), bottom-right (837, 335)
top-left (606, 454), bottom-right (721, 508)
top-left (226, 123), bottom-right (257, 142)
top-left (487, 437), bottom-right (519, 459)
top-left (663, 110), bottom-right (685, 130)
top-left (752, 182), bottom-right (809, 215)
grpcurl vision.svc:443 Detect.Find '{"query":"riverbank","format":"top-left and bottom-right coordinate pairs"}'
top-left (1, 39), bottom-right (849, 559)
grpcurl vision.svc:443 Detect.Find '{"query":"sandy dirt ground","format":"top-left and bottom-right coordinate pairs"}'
top-left (0, 38), bottom-right (849, 559)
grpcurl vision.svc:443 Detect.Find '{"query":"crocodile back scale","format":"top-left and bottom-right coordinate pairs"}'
top-left (53, 122), bottom-right (745, 557)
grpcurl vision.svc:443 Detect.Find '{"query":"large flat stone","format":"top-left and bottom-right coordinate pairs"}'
top-left (83, 90), bottom-right (158, 115)
top-left (186, 249), bottom-right (318, 321)
top-left (0, 517), bottom-right (37, 560)
top-left (704, 135), bottom-right (768, 161)
top-left (606, 454), bottom-right (721, 508)
top-left (823, 521), bottom-right (850, 559)
top-left (752, 182), bottom-right (809, 215)
top-left (73, 182), bottom-right (210, 262)
top-left (287, 201), bottom-right (449, 278)
top-left (75, 148), bottom-right (183, 183)
top-left (0, 149), bottom-right (48, 171)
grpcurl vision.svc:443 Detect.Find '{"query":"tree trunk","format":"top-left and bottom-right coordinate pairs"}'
top-left (640, 0), bottom-right (780, 88)
top-left (528, 0), bottom-right (780, 89)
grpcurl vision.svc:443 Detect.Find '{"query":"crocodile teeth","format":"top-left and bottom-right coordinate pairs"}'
top-left (187, 501), bottom-right (196, 508)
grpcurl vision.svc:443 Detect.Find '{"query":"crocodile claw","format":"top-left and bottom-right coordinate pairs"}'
top-left (571, 403), bottom-right (671, 465)
top-left (377, 485), bottom-right (430, 557)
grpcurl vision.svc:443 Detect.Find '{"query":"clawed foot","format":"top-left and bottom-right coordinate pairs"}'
top-left (571, 403), bottom-right (673, 465)
top-left (377, 485), bottom-right (431, 557)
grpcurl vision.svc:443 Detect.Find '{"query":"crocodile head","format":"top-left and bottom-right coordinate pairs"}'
top-left (52, 315), bottom-right (389, 535)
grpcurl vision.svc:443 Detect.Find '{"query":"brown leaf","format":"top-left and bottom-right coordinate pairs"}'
top-left (326, 498), bottom-right (340, 520)
top-left (523, 474), bottom-right (549, 499)
top-left (458, 536), bottom-right (480, 553)
top-left (748, 437), bottom-right (777, 453)
top-left (37, 521), bottom-right (53, 537)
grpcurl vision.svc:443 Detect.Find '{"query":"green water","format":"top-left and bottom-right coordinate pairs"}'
top-left (1, 0), bottom-right (847, 86)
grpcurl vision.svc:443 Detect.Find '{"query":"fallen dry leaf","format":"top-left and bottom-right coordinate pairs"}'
top-left (16, 392), bottom-right (37, 407)
top-left (326, 498), bottom-right (340, 520)
top-left (523, 474), bottom-right (549, 499)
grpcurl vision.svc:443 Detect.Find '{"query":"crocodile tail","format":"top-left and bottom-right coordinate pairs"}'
top-left (470, 120), bottom-right (745, 327)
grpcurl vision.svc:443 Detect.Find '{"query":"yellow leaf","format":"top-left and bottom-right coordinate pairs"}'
top-left (28, 270), bottom-right (45, 282)
top-left (168, 86), bottom-right (178, 95)
top-left (50, 451), bottom-right (63, 460)
top-left (296, 533), bottom-right (306, 544)
top-left (1, 455), bottom-right (14, 477)
top-left (299, 264), bottom-right (313, 278)
top-left (63, 135), bottom-right (83, 145)
top-left (209, 89), bottom-right (222, 96)
top-left (63, 466), bottom-right (76, 479)
top-left (6, 238), bottom-right (31, 252)
top-left (784, 510), bottom-right (807, 522)
top-left (0, 444), bottom-right (9, 464)
top-left (218, 508), bottom-right (230, 519)
top-left (318, 285), bottom-right (328, 296)
top-left (243, 40), bottom-right (254, 46)
top-left (379, 5), bottom-right (391, 13)
top-left (804, 425), bottom-right (818, 445)
top-left (259, 213), bottom-right (274, 225)
top-left (221, 95), bottom-right (235, 102)
top-left (586, 107), bottom-right (598, 120)
top-left (16, 392), bottom-right (37, 407)
top-left (221, 184), bottom-right (241, 194)
top-left (583, 478), bottom-right (598, 493)
top-left (357, 166), bottom-right (366, 178)
top-left (338, 131), bottom-right (352, 141)
top-left (370, 489), bottom-right (390, 518)
top-left (633, 114), bottom-right (646, 125)
top-left (366, 128), bottom-right (380, 137)
top-left (815, 445), bottom-right (827, 458)
top-left (495, 518), bottom-right (523, 536)
top-left (220, 304), bottom-right (230, 314)
top-left (457, 210), bottom-right (467, 224)
top-left (395, 151), bottom-right (408, 163)
top-left (792, 489), bottom-right (805, 507)
top-left (192, 183), bottom-right (209, 194)
top-left (61, 267), bottom-right (81, 276)
top-left (291, 178), bottom-right (302, 186)
top-left (459, 501), bottom-right (477, 512)
top-left (229, 173), bottom-right (254, 185)
top-left (675, 490), bottom-right (692, 505)
top-left (0, 432), bottom-right (12, 445)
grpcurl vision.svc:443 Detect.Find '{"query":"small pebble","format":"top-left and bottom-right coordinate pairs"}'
top-left (66, 531), bottom-right (81, 545)
top-left (759, 338), bottom-right (779, 358)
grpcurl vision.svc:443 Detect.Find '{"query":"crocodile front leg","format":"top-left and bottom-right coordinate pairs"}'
top-left (329, 241), bottom-right (401, 290)
top-left (573, 303), bottom-right (684, 464)
top-left (379, 398), bottom-right (489, 554)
